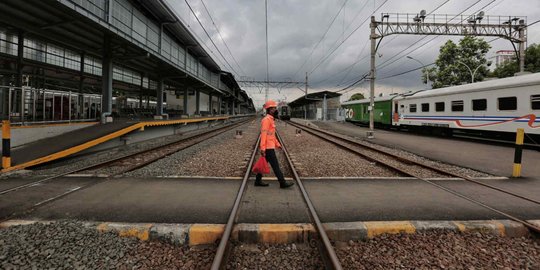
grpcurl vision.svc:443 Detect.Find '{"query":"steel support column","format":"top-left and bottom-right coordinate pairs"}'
top-left (368, 16), bottom-right (377, 138)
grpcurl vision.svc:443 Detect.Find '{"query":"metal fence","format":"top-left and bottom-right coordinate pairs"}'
top-left (0, 86), bottom-right (102, 124)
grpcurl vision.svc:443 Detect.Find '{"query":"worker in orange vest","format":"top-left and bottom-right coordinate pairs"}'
top-left (255, 100), bottom-right (294, 188)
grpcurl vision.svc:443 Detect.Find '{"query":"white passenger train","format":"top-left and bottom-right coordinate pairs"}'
top-left (393, 73), bottom-right (540, 136)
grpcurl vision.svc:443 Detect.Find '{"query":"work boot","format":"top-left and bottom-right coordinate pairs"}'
top-left (279, 181), bottom-right (294, 189)
top-left (255, 180), bottom-right (269, 187)
top-left (255, 174), bottom-right (269, 187)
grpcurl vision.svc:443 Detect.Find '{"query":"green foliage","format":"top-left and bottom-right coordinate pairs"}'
top-left (424, 36), bottom-right (491, 89)
top-left (349, 93), bottom-right (365, 101)
top-left (525, 43), bottom-right (540, 73)
top-left (491, 61), bottom-right (518, 78)
top-left (491, 43), bottom-right (540, 78)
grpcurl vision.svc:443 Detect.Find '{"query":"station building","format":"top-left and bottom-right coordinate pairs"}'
top-left (0, 0), bottom-right (254, 125)
top-left (287, 91), bottom-right (342, 121)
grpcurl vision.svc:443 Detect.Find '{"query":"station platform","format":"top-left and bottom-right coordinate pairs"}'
top-left (1, 116), bottom-right (230, 173)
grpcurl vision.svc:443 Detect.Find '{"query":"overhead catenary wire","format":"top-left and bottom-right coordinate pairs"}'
top-left (183, 0), bottom-right (240, 77)
top-left (199, 0), bottom-right (246, 75)
top-left (376, 0), bottom-right (489, 73)
top-left (307, 0), bottom-right (390, 76)
top-left (291, 0), bottom-right (352, 80)
top-left (312, 0), bottom-right (452, 89)
top-left (376, 0), bottom-right (498, 77)
top-left (332, 0), bottom-right (489, 93)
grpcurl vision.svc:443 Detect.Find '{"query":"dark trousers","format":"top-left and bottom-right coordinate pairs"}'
top-left (256, 149), bottom-right (285, 182)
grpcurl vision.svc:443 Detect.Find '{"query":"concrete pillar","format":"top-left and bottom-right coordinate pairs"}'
top-left (183, 88), bottom-right (188, 115)
top-left (101, 35), bottom-right (113, 118)
top-left (156, 78), bottom-right (164, 116)
top-left (218, 96), bottom-right (222, 114)
top-left (232, 100), bottom-right (235, 115)
top-left (195, 90), bottom-right (200, 115)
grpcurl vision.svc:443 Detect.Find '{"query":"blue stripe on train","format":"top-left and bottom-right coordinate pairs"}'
top-left (402, 115), bottom-right (540, 122)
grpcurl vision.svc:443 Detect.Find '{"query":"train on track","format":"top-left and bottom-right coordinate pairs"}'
top-left (342, 73), bottom-right (540, 139)
top-left (278, 104), bottom-right (291, 120)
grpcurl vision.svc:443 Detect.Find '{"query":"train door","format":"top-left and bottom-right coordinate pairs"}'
top-left (393, 102), bottom-right (399, 125)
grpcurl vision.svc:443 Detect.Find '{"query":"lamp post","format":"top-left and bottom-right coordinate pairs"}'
top-left (456, 60), bottom-right (492, 83)
top-left (406, 56), bottom-right (430, 88)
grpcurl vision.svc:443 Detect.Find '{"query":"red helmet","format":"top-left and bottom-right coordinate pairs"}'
top-left (263, 100), bottom-right (277, 109)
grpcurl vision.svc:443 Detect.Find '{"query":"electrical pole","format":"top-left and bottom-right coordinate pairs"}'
top-left (368, 16), bottom-right (377, 139)
top-left (304, 72), bottom-right (308, 120)
top-left (264, 0), bottom-right (269, 103)
top-left (518, 19), bottom-right (526, 73)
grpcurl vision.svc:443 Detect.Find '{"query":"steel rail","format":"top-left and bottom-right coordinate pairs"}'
top-left (211, 135), bottom-right (260, 270)
top-left (0, 118), bottom-right (253, 196)
top-left (276, 131), bottom-right (343, 270)
top-left (288, 121), bottom-right (540, 234)
top-left (288, 121), bottom-right (540, 205)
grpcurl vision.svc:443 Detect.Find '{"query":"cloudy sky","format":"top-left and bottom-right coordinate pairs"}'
top-left (165, 0), bottom-right (540, 108)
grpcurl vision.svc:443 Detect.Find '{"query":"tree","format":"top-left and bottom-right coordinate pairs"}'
top-left (422, 36), bottom-right (491, 89)
top-left (491, 43), bottom-right (540, 78)
top-left (349, 93), bottom-right (365, 101)
top-left (491, 61), bottom-right (518, 78)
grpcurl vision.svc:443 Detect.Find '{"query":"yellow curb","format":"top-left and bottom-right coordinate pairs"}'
top-left (189, 224), bottom-right (225, 246)
top-left (491, 221), bottom-right (506, 236)
top-left (97, 223), bottom-right (153, 241)
top-left (452, 221), bottom-right (503, 235)
top-left (0, 219), bottom-right (42, 228)
top-left (453, 221), bottom-right (466, 232)
top-left (258, 224), bottom-right (315, 244)
top-left (364, 221), bottom-right (416, 238)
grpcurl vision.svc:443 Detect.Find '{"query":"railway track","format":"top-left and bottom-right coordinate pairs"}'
top-left (211, 132), bottom-right (343, 269)
top-left (0, 118), bottom-right (253, 222)
top-left (287, 120), bottom-right (540, 234)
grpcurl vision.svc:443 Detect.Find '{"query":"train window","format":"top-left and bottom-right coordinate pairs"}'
top-left (435, 102), bottom-right (445, 112)
top-left (498, 97), bottom-right (517, 111)
top-left (532, 95), bottom-right (540, 110)
top-left (421, 103), bottom-right (429, 112)
top-left (472, 99), bottom-right (487, 111)
top-left (451, 100), bottom-right (464, 112)
top-left (409, 104), bottom-right (417, 113)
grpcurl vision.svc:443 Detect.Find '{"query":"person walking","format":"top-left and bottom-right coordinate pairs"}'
top-left (255, 100), bottom-right (294, 189)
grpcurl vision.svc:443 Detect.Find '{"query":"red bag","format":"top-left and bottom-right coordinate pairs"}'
top-left (252, 156), bottom-right (270, 174)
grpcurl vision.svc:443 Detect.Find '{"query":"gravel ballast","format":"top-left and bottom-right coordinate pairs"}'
top-left (313, 121), bottom-right (492, 178)
top-left (278, 122), bottom-right (401, 178)
top-left (336, 230), bottom-right (540, 269)
top-left (0, 221), bottom-right (216, 269)
top-left (226, 243), bottom-right (324, 269)
top-left (127, 121), bottom-right (260, 177)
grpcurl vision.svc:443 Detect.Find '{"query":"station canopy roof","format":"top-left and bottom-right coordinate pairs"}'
top-left (287, 91), bottom-right (342, 107)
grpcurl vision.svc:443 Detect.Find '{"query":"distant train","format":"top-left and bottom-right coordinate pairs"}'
top-left (278, 104), bottom-right (291, 120)
top-left (342, 73), bottom-right (540, 139)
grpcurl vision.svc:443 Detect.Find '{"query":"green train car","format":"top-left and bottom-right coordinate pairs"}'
top-left (341, 95), bottom-right (398, 126)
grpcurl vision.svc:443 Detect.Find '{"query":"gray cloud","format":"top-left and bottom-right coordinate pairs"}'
top-left (166, 0), bottom-right (540, 107)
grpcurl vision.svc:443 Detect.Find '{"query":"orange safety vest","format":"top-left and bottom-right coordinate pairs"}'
top-left (260, 114), bottom-right (281, 150)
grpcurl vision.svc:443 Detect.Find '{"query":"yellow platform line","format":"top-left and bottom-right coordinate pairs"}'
top-left (1, 117), bottom-right (229, 173)
top-left (1, 122), bottom-right (99, 129)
